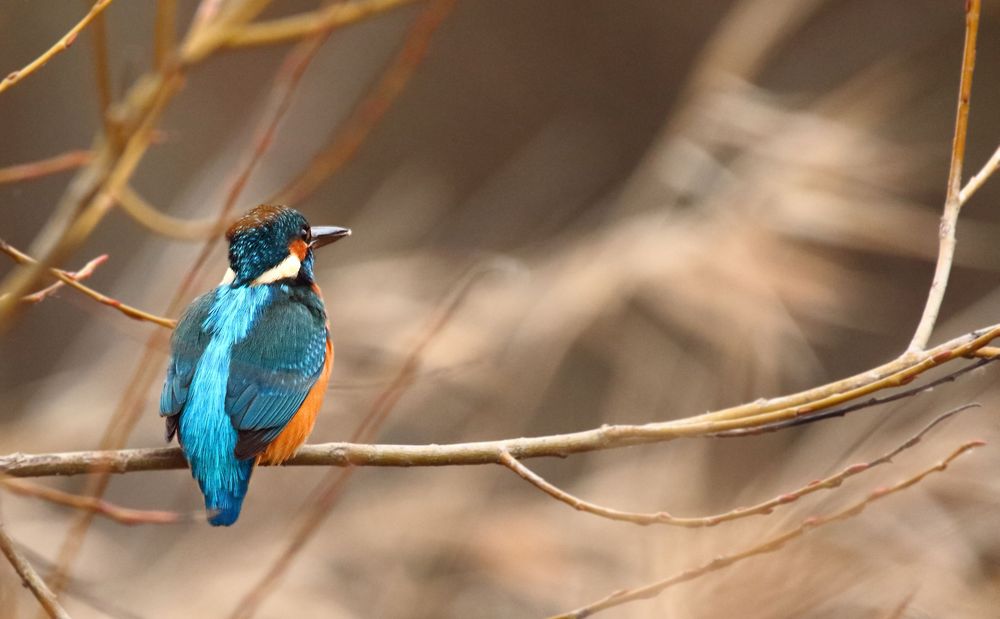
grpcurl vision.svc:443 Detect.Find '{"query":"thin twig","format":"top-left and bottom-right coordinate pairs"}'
top-left (226, 0), bottom-right (420, 49)
top-left (908, 0), bottom-right (981, 352)
top-left (0, 240), bottom-right (175, 328)
top-left (959, 144), bottom-right (1000, 205)
top-left (0, 151), bottom-right (94, 185)
top-left (498, 403), bottom-right (978, 528)
top-left (275, 0), bottom-right (454, 205)
top-left (3, 254), bottom-right (107, 304)
top-left (549, 440), bottom-right (984, 619)
top-left (1, 477), bottom-right (183, 525)
top-left (0, 520), bottom-right (72, 619)
top-left (0, 0), bottom-right (115, 95)
top-left (229, 259), bottom-right (486, 619)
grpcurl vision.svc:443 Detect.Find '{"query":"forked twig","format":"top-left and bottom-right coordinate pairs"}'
top-left (0, 240), bottom-right (175, 328)
top-left (6, 254), bottom-right (107, 304)
top-left (549, 440), bottom-right (984, 619)
top-left (959, 144), bottom-right (1000, 205)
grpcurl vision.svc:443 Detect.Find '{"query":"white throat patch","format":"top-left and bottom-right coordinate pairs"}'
top-left (252, 252), bottom-right (301, 285)
top-left (219, 268), bottom-right (236, 286)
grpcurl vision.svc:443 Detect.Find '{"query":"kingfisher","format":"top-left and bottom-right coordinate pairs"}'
top-left (160, 204), bottom-right (350, 526)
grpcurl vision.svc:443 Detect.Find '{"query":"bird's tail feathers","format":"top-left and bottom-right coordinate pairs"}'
top-left (194, 458), bottom-right (254, 527)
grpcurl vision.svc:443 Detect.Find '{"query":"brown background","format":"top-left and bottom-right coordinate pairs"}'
top-left (2, 1), bottom-right (1000, 617)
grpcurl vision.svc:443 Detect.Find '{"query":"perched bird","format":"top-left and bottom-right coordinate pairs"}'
top-left (160, 204), bottom-right (350, 526)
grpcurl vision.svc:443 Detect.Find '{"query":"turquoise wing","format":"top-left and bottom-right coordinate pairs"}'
top-left (226, 289), bottom-right (328, 459)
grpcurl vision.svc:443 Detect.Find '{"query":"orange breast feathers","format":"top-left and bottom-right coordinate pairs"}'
top-left (258, 337), bottom-right (333, 465)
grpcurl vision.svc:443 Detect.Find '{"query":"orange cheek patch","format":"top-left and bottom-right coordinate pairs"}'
top-left (289, 239), bottom-right (309, 261)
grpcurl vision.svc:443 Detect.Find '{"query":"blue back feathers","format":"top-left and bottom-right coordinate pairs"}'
top-left (167, 286), bottom-right (270, 525)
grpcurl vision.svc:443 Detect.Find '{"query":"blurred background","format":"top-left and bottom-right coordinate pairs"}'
top-left (2, 1), bottom-right (1000, 617)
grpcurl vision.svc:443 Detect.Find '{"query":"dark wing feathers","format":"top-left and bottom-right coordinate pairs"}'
top-left (227, 292), bottom-right (327, 459)
top-left (160, 292), bottom-right (215, 439)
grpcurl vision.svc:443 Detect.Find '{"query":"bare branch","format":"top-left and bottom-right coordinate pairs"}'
top-left (549, 441), bottom-right (985, 619)
top-left (0, 328), bottom-right (995, 477)
top-left (0, 520), bottom-right (72, 619)
top-left (0, 240), bottom-right (176, 328)
top-left (908, 0), bottom-right (981, 352)
top-left (0, 0), bottom-right (116, 96)
top-left (497, 403), bottom-right (979, 528)
top-left (1, 477), bottom-right (183, 526)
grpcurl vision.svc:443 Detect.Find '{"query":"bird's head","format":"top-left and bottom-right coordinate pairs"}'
top-left (222, 204), bottom-right (350, 286)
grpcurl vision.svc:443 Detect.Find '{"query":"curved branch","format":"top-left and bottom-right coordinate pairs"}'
top-left (497, 403), bottom-right (979, 528)
top-left (550, 440), bottom-right (984, 619)
top-left (112, 185), bottom-right (227, 240)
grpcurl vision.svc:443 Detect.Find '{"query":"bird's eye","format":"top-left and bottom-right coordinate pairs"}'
top-left (301, 225), bottom-right (311, 241)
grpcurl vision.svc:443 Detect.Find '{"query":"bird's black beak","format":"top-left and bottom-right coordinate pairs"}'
top-left (310, 226), bottom-right (351, 249)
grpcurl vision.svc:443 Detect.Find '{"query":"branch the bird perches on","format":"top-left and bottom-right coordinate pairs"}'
top-left (1, 1), bottom-right (999, 618)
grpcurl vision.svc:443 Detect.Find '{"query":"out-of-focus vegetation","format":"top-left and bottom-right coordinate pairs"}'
top-left (1, 1), bottom-right (1000, 617)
